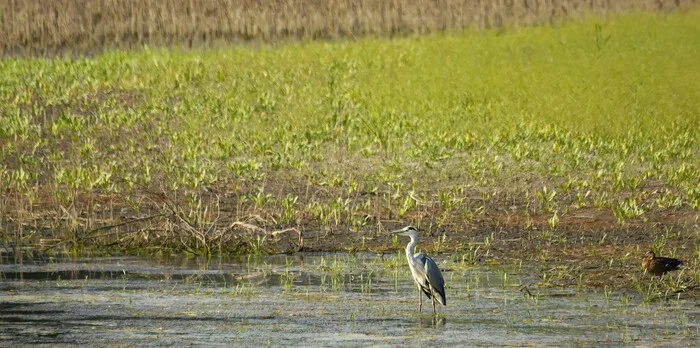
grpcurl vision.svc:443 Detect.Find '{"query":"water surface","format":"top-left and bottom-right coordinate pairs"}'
top-left (1, 252), bottom-right (698, 346)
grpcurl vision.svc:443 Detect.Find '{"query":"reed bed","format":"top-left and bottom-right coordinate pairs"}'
top-left (1, 0), bottom-right (698, 55)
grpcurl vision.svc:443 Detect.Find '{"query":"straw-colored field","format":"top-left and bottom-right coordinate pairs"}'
top-left (1, 0), bottom-right (696, 54)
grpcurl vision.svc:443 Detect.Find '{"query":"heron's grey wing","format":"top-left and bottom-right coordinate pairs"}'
top-left (416, 253), bottom-right (446, 306)
top-left (409, 254), bottom-right (432, 297)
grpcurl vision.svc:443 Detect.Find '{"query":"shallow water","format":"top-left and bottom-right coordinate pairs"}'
top-left (1, 252), bottom-right (698, 346)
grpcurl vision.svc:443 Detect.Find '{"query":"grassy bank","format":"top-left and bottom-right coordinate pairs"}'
top-left (1, 11), bottom-right (699, 255)
top-left (1, 0), bottom-right (697, 55)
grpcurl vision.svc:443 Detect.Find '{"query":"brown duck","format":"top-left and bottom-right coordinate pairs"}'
top-left (642, 251), bottom-right (684, 276)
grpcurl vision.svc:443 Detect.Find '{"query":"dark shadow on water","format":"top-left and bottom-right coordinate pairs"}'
top-left (0, 302), bottom-right (55, 309)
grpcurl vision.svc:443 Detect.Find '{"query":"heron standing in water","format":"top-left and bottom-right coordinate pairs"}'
top-left (391, 226), bottom-right (446, 313)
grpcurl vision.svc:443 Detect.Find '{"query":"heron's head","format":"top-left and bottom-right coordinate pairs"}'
top-left (391, 226), bottom-right (418, 238)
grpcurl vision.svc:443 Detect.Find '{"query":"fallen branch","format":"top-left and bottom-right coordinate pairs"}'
top-left (42, 213), bottom-right (165, 252)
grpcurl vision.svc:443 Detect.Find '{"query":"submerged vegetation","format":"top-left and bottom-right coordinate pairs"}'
top-left (0, 10), bottom-right (699, 269)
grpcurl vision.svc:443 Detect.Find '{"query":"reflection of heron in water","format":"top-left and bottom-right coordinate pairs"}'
top-left (391, 226), bottom-right (446, 313)
top-left (419, 315), bottom-right (447, 328)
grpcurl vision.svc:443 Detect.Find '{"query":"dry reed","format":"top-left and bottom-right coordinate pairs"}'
top-left (1, 0), bottom-right (697, 55)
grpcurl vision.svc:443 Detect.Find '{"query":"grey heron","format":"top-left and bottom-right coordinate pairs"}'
top-left (391, 226), bottom-right (446, 313)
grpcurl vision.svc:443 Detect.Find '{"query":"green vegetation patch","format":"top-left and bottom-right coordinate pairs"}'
top-left (1, 12), bottom-right (699, 254)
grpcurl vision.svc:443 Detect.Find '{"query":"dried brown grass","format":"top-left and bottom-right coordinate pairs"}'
top-left (1, 0), bottom-right (697, 55)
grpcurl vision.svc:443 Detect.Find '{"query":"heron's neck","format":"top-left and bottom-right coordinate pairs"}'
top-left (405, 236), bottom-right (418, 257)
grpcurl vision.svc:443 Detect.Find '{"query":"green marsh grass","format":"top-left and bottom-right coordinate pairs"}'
top-left (0, 12), bottom-right (699, 254)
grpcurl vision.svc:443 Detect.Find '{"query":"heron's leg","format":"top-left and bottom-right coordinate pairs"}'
top-left (417, 285), bottom-right (422, 312)
top-left (432, 294), bottom-right (437, 313)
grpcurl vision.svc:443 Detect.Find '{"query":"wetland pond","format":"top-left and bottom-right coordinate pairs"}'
top-left (1, 252), bottom-right (698, 346)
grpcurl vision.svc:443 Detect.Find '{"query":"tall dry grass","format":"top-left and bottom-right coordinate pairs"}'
top-left (1, 0), bottom-right (697, 55)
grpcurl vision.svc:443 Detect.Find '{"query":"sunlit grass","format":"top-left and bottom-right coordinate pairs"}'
top-left (0, 11), bottom-right (698, 253)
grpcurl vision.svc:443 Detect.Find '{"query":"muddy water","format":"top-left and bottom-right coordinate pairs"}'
top-left (1, 252), bottom-right (698, 346)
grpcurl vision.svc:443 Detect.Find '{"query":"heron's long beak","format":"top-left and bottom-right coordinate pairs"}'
top-left (390, 229), bottom-right (404, 234)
